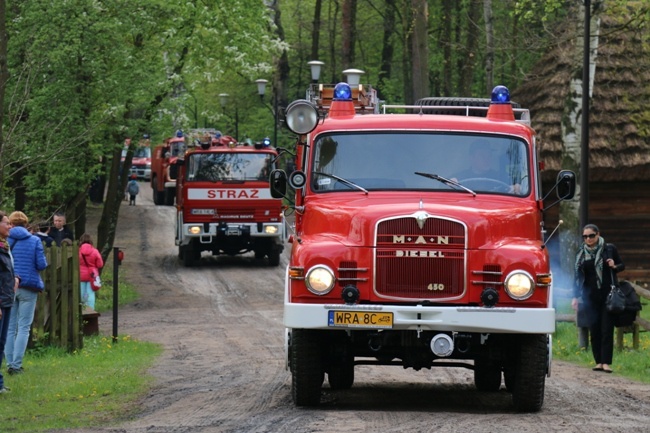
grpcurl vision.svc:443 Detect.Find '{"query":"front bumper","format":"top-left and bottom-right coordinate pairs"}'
top-left (284, 302), bottom-right (555, 334)
top-left (178, 221), bottom-right (284, 245)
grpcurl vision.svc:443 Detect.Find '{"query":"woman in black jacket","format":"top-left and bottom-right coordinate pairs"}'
top-left (572, 224), bottom-right (625, 373)
top-left (0, 211), bottom-right (17, 393)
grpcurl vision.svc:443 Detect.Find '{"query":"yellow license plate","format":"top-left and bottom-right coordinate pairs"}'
top-left (328, 310), bottom-right (393, 329)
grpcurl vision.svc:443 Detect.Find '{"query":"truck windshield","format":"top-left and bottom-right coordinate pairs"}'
top-left (186, 152), bottom-right (273, 182)
top-left (312, 132), bottom-right (530, 196)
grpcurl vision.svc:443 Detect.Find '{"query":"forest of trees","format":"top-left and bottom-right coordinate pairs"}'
top-left (0, 0), bottom-right (646, 258)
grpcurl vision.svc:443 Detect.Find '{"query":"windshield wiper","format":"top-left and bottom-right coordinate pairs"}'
top-left (313, 171), bottom-right (368, 195)
top-left (414, 172), bottom-right (476, 196)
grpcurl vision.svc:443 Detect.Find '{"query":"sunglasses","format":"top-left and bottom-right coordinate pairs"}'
top-left (582, 233), bottom-right (597, 239)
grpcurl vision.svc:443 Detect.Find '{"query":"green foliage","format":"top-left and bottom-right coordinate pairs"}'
top-left (0, 335), bottom-right (162, 432)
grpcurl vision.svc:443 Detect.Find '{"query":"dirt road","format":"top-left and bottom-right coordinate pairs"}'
top-left (61, 183), bottom-right (650, 433)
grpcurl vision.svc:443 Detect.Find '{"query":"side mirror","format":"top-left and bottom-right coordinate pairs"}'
top-left (270, 169), bottom-right (288, 198)
top-left (556, 170), bottom-right (576, 200)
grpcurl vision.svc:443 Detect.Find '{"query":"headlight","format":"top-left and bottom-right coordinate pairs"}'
top-left (305, 265), bottom-right (335, 295)
top-left (264, 225), bottom-right (278, 234)
top-left (188, 226), bottom-right (202, 235)
top-left (504, 271), bottom-right (534, 300)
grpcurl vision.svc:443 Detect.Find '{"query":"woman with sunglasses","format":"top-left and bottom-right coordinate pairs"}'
top-left (572, 224), bottom-right (625, 373)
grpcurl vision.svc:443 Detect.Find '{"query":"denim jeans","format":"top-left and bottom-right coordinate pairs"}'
top-left (0, 306), bottom-right (12, 388)
top-left (5, 288), bottom-right (38, 370)
top-left (80, 281), bottom-right (95, 310)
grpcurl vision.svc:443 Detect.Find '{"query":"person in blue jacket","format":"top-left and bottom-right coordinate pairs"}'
top-left (0, 210), bottom-right (17, 393)
top-left (5, 211), bottom-right (48, 375)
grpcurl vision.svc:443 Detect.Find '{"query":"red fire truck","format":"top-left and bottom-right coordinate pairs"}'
top-left (269, 80), bottom-right (576, 412)
top-left (151, 130), bottom-right (185, 205)
top-left (122, 136), bottom-right (152, 180)
top-left (175, 133), bottom-right (285, 267)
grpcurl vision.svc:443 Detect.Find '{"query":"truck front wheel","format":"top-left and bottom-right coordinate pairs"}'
top-left (327, 353), bottom-right (354, 390)
top-left (290, 329), bottom-right (323, 406)
top-left (474, 358), bottom-right (502, 392)
top-left (511, 334), bottom-right (547, 412)
top-left (152, 176), bottom-right (164, 205)
top-left (164, 187), bottom-right (175, 206)
top-left (268, 245), bottom-right (281, 267)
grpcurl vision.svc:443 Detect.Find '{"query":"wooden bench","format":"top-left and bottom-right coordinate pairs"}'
top-left (82, 307), bottom-right (100, 336)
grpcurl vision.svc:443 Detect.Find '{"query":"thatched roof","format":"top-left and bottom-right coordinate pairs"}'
top-left (511, 13), bottom-right (650, 183)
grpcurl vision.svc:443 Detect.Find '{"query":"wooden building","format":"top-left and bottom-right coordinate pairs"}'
top-left (512, 13), bottom-right (650, 285)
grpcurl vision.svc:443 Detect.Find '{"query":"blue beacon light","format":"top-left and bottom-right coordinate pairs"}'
top-left (176, 130), bottom-right (183, 137)
top-left (262, 137), bottom-right (271, 147)
top-left (491, 85), bottom-right (510, 104)
top-left (333, 82), bottom-right (352, 101)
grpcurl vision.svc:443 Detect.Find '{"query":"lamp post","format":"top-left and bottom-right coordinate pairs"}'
top-left (255, 79), bottom-right (278, 147)
top-left (308, 60), bottom-right (324, 83)
top-left (219, 92), bottom-right (239, 139)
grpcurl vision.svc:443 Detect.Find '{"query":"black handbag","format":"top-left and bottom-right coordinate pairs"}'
top-left (605, 268), bottom-right (626, 314)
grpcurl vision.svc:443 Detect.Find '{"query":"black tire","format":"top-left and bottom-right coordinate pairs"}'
top-left (474, 359), bottom-right (502, 392)
top-left (152, 176), bottom-right (165, 205)
top-left (164, 187), bottom-right (175, 206)
top-left (511, 335), bottom-right (548, 412)
top-left (290, 329), bottom-right (323, 406)
top-left (182, 242), bottom-right (195, 267)
top-left (268, 245), bottom-right (281, 267)
top-left (328, 355), bottom-right (354, 390)
top-left (178, 245), bottom-right (184, 261)
top-left (503, 365), bottom-right (515, 393)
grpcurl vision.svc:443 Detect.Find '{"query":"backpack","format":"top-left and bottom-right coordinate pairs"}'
top-left (128, 181), bottom-right (140, 196)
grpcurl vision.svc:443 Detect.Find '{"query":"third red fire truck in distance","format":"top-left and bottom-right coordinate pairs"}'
top-left (175, 132), bottom-right (285, 267)
top-left (151, 130), bottom-right (185, 205)
top-left (269, 77), bottom-right (576, 412)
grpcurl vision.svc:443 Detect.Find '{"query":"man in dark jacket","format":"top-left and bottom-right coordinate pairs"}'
top-left (49, 213), bottom-right (74, 246)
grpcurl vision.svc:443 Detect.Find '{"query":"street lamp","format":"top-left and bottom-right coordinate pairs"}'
top-left (308, 60), bottom-right (324, 83)
top-left (218, 93), bottom-right (239, 139)
top-left (343, 68), bottom-right (365, 86)
top-left (255, 78), bottom-right (278, 147)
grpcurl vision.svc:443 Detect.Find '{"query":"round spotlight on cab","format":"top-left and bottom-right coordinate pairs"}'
top-left (305, 265), bottom-right (335, 295)
top-left (504, 270), bottom-right (534, 300)
top-left (285, 99), bottom-right (319, 135)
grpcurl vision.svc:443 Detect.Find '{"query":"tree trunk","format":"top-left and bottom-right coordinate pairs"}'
top-left (483, 0), bottom-right (494, 93)
top-left (441, 0), bottom-right (453, 96)
top-left (97, 141), bottom-right (132, 263)
top-left (0, 0), bottom-right (6, 202)
top-left (558, 2), bottom-right (601, 278)
top-left (378, 0), bottom-right (396, 94)
top-left (311, 0), bottom-right (322, 62)
top-left (410, 0), bottom-right (429, 102)
top-left (402, 0), bottom-right (413, 104)
top-left (459, 0), bottom-right (480, 95)
top-left (341, 0), bottom-right (357, 70)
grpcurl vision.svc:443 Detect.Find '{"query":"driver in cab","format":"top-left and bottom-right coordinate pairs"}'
top-left (452, 141), bottom-right (521, 194)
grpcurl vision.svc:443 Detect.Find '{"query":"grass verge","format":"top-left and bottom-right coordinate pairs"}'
top-left (0, 263), bottom-right (162, 432)
top-left (1, 335), bottom-right (162, 432)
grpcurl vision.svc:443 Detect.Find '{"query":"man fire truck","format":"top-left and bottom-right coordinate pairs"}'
top-left (175, 132), bottom-right (285, 267)
top-left (151, 130), bottom-right (185, 205)
top-left (269, 77), bottom-right (576, 412)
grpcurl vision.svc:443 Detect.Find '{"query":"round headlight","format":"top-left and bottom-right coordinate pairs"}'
top-left (504, 271), bottom-right (534, 300)
top-left (285, 100), bottom-right (319, 135)
top-left (305, 265), bottom-right (335, 295)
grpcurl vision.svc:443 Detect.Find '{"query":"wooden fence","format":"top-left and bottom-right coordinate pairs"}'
top-left (556, 280), bottom-right (650, 350)
top-left (31, 243), bottom-right (83, 352)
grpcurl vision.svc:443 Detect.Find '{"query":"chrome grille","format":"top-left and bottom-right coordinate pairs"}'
top-left (375, 216), bottom-right (466, 300)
